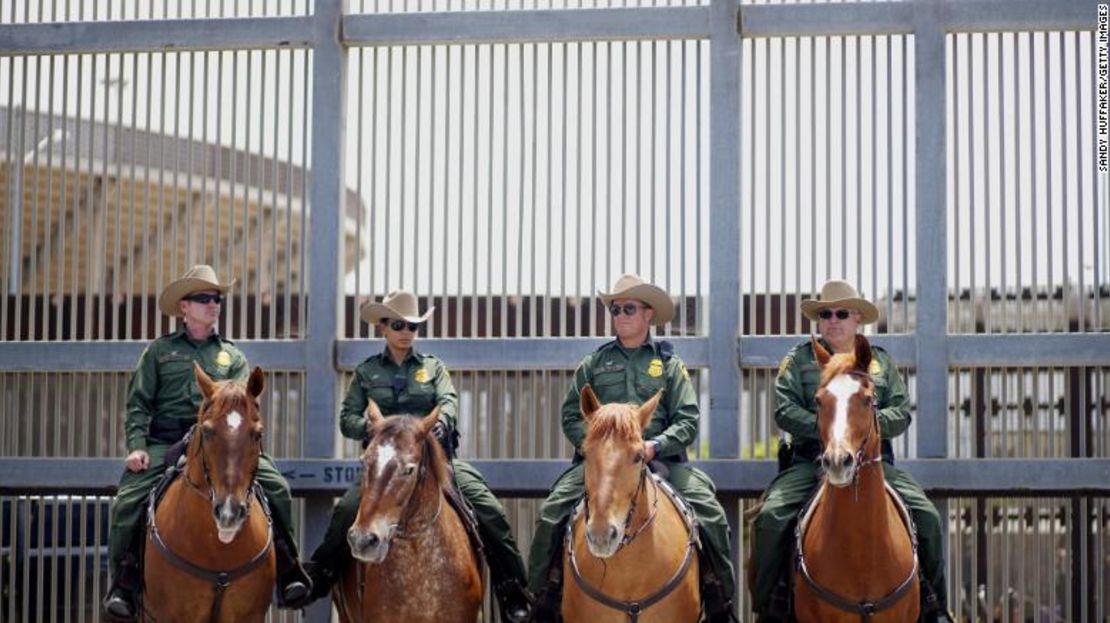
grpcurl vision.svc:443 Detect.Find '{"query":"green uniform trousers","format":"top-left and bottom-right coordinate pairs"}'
top-left (310, 460), bottom-right (527, 587)
top-left (526, 461), bottom-right (737, 601)
top-left (750, 460), bottom-right (946, 615)
top-left (107, 444), bottom-right (299, 570)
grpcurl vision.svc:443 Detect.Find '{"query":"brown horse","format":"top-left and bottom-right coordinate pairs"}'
top-left (792, 335), bottom-right (919, 622)
top-left (335, 402), bottom-right (482, 623)
top-left (143, 363), bottom-right (276, 622)
top-left (562, 385), bottom-right (700, 623)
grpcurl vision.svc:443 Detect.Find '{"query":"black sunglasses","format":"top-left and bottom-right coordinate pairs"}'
top-left (818, 309), bottom-right (853, 320)
top-left (608, 303), bottom-right (646, 317)
top-left (184, 293), bottom-right (223, 304)
top-left (388, 319), bottom-right (422, 332)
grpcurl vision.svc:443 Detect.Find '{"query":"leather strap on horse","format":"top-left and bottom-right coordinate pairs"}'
top-left (565, 471), bottom-right (699, 623)
top-left (793, 468), bottom-right (922, 623)
top-left (796, 552), bottom-right (919, 623)
top-left (148, 482), bottom-right (274, 622)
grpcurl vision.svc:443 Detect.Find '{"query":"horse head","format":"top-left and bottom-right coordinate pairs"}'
top-left (812, 334), bottom-right (880, 488)
top-left (190, 363), bottom-right (265, 544)
top-left (579, 384), bottom-right (663, 558)
top-left (348, 402), bottom-right (447, 564)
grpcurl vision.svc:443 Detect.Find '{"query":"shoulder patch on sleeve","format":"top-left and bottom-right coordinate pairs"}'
top-left (868, 358), bottom-right (882, 377)
top-left (778, 355), bottom-right (793, 377)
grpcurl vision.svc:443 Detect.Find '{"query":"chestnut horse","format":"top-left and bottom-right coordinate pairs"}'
top-left (563, 385), bottom-right (700, 623)
top-left (335, 402), bottom-right (482, 623)
top-left (793, 335), bottom-right (919, 622)
top-left (143, 363), bottom-right (276, 622)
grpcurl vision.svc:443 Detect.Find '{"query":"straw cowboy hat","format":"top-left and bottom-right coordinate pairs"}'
top-left (158, 265), bottom-right (235, 317)
top-left (360, 290), bottom-right (435, 325)
top-left (800, 279), bottom-right (880, 325)
top-left (597, 273), bottom-right (675, 326)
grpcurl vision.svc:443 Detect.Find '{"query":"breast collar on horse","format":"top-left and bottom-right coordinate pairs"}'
top-left (146, 424), bottom-right (274, 623)
top-left (565, 467), bottom-right (699, 623)
top-left (794, 381), bottom-right (920, 623)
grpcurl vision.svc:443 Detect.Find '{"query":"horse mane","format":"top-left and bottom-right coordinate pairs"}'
top-left (583, 405), bottom-right (643, 453)
top-left (201, 380), bottom-right (258, 422)
top-left (374, 415), bottom-right (451, 494)
top-left (819, 353), bottom-right (870, 388)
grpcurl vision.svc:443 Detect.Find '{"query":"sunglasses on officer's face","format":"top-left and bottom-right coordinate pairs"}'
top-left (608, 303), bottom-right (646, 317)
top-left (184, 293), bottom-right (223, 305)
top-left (388, 319), bottom-right (422, 332)
top-left (818, 309), bottom-right (853, 320)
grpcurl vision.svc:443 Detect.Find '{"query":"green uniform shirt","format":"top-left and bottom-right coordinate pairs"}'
top-left (773, 338), bottom-right (911, 448)
top-left (339, 348), bottom-right (458, 441)
top-left (125, 328), bottom-right (248, 452)
top-left (561, 338), bottom-right (698, 460)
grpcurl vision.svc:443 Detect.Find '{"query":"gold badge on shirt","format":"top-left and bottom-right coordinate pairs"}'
top-left (216, 351), bottom-right (232, 367)
top-left (647, 358), bottom-right (664, 378)
top-left (869, 359), bottom-right (882, 377)
top-left (414, 368), bottom-right (430, 383)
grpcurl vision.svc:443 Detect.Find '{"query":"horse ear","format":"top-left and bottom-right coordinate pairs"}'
top-left (366, 399), bottom-right (385, 429)
top-left (811, 334), bottom-right (831, 367)
top-left (419, 406), bottom-right (441, 436)
top-left (247, 367), bottom-right (265, 399)
top-left (639, 390), bottom-right (664, 431)
top-left (580, 384), bottom-right (601, 422)
top-left (854, 334), bottom-right (872, 374)
top-left (194, 362), bottom-right (217, 401)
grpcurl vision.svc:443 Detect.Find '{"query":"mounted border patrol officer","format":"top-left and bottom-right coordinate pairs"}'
top-left (749, 279), bottom-right (951, 622)
top-left (302, 290), bottom-right (533, 623)
top-left (103, 265), bottom-right (311, 621)
top-left (527, 273), bottom-right (738, 622)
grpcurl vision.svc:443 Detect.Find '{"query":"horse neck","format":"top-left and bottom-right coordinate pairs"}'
top-left (816, 447), bottom-right (894, 547)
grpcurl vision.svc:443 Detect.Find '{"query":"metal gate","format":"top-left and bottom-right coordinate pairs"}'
top-left (1, 1), bottom-right (1108, 621)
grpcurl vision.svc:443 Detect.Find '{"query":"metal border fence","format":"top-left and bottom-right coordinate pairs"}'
top-left (1, 1), bottom-right (1109, 621)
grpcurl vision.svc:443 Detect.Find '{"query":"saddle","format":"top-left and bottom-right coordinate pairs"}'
top-left (444, 468), bottom-right (486, 569)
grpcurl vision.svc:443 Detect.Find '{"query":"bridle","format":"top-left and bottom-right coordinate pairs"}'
top-left (797, 370), bottom-right (920, 622)
top-left (147, 419), bottom-right (272, 623)
top-left (372, 437), bottom-right (444, 542)
top-left (566, 461), bottom-right (698, 623)
top-left (350, 434), bottom-right (445, 614)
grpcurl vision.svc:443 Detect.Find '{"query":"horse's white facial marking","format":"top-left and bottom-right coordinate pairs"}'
top-left (226, 411), bottom-right (242, 432)
top-left (376, 443), bottom-right (396, 476)
top-left (827, 375), bottom-right (861, 444)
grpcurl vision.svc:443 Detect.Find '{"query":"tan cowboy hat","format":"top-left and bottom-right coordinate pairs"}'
top-left (158, 264), bottom-right (235, 317)
top-left (597, 273), bottom-right (675, 326)
top-left (360, 290), bottom-right (435, 325)
top-left (800, 279), bottom-right (879, 325)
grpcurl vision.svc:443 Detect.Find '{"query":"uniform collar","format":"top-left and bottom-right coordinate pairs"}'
top-left (174, 327), bottom-right (222, 347)
top-left (379, 346), bottom-right (424, 366)
top-left (614, 335), bottom-right (654, 357)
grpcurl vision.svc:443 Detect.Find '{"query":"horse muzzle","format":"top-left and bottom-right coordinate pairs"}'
top-left (348, 526), bottom-right (391, 564)
top-left (213, 497), bottom-right (249, 543)
top-left (584, 520), bottom-right (622, 558)
top-left (819, 449), bottom-right (857, 487)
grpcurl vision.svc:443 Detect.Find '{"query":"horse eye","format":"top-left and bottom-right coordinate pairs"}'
top-left (403, 464), bottom-right (416, 476)
top-left (633, 451), bottom-right (644, 464)
top-left (201, 426), bottom-right (215, 440)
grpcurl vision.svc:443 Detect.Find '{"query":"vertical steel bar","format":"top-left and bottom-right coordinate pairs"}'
top-left (303, 2), bottom-right (345, 621)
top-left (913, 0), bottom-right (948, 459)
top-left (708, 0), bottom-right (740, 458)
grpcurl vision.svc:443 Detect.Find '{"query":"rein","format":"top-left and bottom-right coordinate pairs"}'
top-left (801, 379), bottom-right (919, 622)
top-left (567, 468), bottom-right (698, 623)
top-left (147, 425), bottom-right (272, 623)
